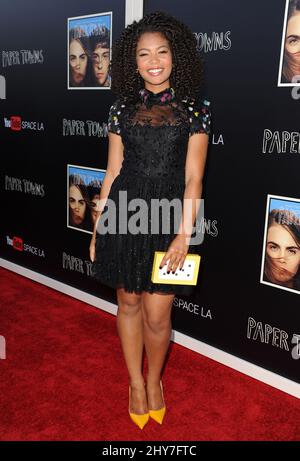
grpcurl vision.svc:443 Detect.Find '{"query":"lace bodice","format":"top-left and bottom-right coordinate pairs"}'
top-left (107, 86), bottom-right (212, 184)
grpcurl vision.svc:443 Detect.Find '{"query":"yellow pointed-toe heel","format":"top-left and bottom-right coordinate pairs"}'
top-left (148, 380), bottom-right (166, 425)
top-left (128, 386), bottom-right (149, 430)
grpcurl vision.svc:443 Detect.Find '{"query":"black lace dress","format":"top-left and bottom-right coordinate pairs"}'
top-left (91, 86), bottom-right (211, 295)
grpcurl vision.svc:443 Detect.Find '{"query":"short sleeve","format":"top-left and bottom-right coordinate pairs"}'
top-left (188, 98), bottom-right (212, 137)
top-left (107, 98), bottom-right (123, 136)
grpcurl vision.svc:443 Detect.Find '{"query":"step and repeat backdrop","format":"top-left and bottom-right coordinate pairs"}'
top-left (0, 0), bottom-right (299, 388)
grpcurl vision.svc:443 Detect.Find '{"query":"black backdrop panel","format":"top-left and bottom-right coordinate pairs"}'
top-left (1, 0), bottom-right (299, 385)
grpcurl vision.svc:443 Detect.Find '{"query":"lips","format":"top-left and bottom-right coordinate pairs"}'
top-left (147, 68), bottom-right (163, 75)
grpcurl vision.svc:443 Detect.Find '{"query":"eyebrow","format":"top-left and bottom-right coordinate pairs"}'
top-left (286, 34), bottom-right (300, 39)
top-left (267, 241), bottom-right (299, 250)
top-left (137, 45), bottom-right (169, 52)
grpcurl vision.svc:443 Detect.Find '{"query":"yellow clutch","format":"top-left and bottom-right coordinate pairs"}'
top-left (151, 251), bottom-right (201, 285)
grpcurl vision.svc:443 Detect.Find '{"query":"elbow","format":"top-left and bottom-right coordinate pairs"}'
top-left (185, 176), bottom-right (203, 188)
top-left (105, 169), bottom-right (119, 181)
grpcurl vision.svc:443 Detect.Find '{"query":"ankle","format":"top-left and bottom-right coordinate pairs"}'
top-left (129, 378), bottom-right (145, 389)
top-left (146, 377), bottom-right (162, 387)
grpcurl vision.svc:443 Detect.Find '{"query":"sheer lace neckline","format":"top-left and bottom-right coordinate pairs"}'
top-left (138, 86), bottom-right (175, 109)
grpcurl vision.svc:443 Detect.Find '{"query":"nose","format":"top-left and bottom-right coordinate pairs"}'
top-left (149, 54), bottom-right (160, 65)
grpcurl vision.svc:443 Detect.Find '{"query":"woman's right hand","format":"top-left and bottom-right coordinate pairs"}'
top-left (89, 235), bottom-right (96, 262)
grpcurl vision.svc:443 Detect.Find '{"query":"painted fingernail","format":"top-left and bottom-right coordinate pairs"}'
top-left (167, 271), bottom-right (170, 274)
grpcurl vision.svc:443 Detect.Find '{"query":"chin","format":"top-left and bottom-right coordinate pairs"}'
top-left (275, 275), bottom-right (293, 283)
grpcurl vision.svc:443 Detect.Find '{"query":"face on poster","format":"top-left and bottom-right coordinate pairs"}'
top-left (260, 195), bottom-right (300, 294)
top-left (67, 165), bottom-right (105, 234)
top-left (68, 12), bottom-right (112, 89)
top-left (278, 0), bottom-right (300, 86)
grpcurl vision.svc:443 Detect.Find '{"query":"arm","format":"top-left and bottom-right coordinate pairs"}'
top-left (90, 132), bottom-right (124, 260)
top-left (178, 132), bottom-right (209, 239)
top-left (160, 132), bottom-right (209, 273)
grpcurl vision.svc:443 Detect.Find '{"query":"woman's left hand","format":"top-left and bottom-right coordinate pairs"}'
top-left (159, 234), bottom-right (190, 274)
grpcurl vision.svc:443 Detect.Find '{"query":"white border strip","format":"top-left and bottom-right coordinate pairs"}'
top-left (172, 330), bottom-right (300, 399)
top-left (125, 0), bottom-right (143, 26)
top-left (1, 258), bottom-right (299, 399)
top-left (0, 259), bottom-right (118, 316)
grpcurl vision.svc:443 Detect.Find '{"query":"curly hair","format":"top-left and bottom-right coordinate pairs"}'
top-left (110, 10), bottom-right (205, 102)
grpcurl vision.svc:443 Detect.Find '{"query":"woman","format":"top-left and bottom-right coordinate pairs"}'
top-left (282, 0), bottom-right (300, 83)
top-left (69, 27), bottom-right (91, 87)
top-left (264, 208), bottom-right (300, 290)
top-left (90, 11), bottom-right (211, 429)
top-left (69, 175), bottom-right (93, 231)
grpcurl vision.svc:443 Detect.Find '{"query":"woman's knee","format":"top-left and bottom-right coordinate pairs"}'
top-left (143, 311), bottom-right (171, 334)
top-left (117, 289), bottom-right (142, 315)
top-left (141, 292), bottom-right (173, 333)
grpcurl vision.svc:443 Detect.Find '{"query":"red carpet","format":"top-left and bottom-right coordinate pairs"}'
top-left (0, 266), bottom-right (299, 441)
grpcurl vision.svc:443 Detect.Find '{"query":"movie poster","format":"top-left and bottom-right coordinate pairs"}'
top-left (67, 165), bottom-right (105, 233)
top-left (261, 194), bottom-right (300, 294)
top-left (68, 12), bottom-right (112, 89)
top-left (278, 0), bottom-right (300, 86)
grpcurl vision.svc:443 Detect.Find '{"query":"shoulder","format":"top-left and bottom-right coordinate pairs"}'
top-left (181, 95), bottom-right (211, 113)
top-left (108, 96), bottom-right (127, 114)
top-left (108, 97), bottom-right (127, 125)
top-left (180, 96), bottom-right (212, 136)
top-left (107, 96), bottom-right (130, 135)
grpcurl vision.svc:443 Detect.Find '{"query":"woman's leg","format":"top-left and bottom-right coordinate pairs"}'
top-left (116, 287), bottom-right (148, 414)
top-left (141, 291), bottom-right (175, 409)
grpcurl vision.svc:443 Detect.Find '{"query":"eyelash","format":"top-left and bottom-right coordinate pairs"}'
top-left (139, 50), bottom-right (168, 57)
top-left (269, 244), bottom-right (297, 255)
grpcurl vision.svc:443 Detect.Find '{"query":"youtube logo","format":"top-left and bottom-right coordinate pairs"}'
top-left (10, 116), bottom-right (21, 131)
top-left (13, 236), bottom-right (23, 251)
